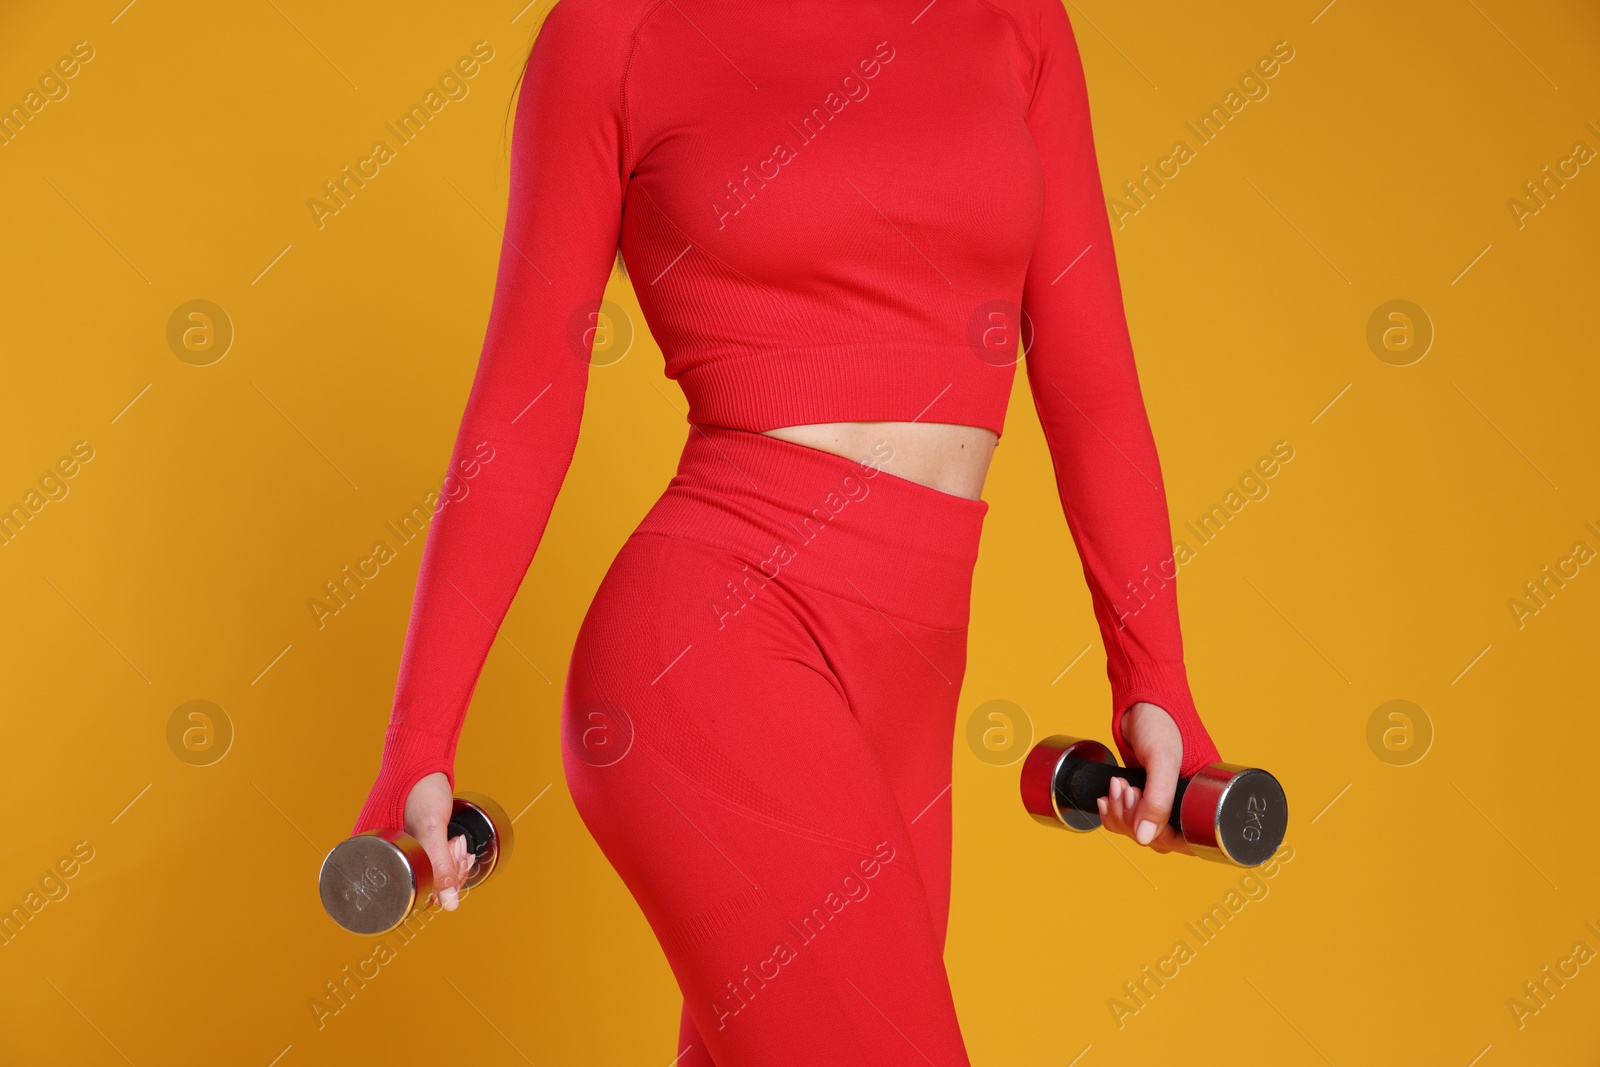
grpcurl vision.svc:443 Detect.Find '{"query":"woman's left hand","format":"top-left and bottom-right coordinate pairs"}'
top-left (1096, 701), bottom-right (1193, 856)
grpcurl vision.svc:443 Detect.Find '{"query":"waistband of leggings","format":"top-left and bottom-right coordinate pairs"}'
top-left (632, 424), bottom-right (989, 630)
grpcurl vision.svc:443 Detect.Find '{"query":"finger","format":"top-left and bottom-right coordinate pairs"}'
top-left (1155, 824), bottom-right (1193, 856)
top-left (1150, 829), bottom-right (1191, 856)
top-left (421, 830), bottom-right (464, 911)
top-left (1099, 789), bottom-right (1126, 837)
top-left (1107, 778), bottom-right (1129, 835)
top-left (1096, 795), bottom-right (1119, 836)
top-left (1133, 754), bottom-right (1181, 847)
top-left (1108, 778), bottom-right (1134, 834)
top-left (453, 834), bottom-right (478, 896)
top-left (1115, 783), bottom-right (1139, 838)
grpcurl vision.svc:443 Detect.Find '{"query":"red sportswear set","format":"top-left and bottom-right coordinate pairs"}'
top-left (354, 0), bottom-right (1220, 1062)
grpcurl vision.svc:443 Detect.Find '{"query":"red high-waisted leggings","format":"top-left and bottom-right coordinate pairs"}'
top-left (561, 424), bottom-right (986, 1066)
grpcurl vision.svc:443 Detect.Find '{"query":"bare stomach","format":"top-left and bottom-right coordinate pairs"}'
top-left (759, 421), bottom-right (997, 501)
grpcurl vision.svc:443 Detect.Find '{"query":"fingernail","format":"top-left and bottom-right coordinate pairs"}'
top-left (1136, 820), bottom-right (1156, 845)
top-left (441, 886), bottom-right (459, 909)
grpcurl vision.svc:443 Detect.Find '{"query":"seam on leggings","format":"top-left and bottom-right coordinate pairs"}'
top-left (775, 569), bottom-right (973, 635)
top-left (641, 534), bottom-right (868, 850)
top-left (642, 535), bottom-right (930, 866)
top-left (639, 714), bottom-right (919, 876)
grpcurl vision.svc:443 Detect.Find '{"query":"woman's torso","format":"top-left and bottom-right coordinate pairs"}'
top-left (611, 1), bottom-right (1049, 501)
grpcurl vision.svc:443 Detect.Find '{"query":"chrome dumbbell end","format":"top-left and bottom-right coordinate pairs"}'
top-left (449, 791), bottom-right (514, 889)
top-left (1176, 764), bottom-right (1287, 867)
top-left (1019, 734), bottom-right (1118, 833)
top-left (318, 829), bottom-right (433, 936)
top-left (317, 793), bottom-right (516, 936)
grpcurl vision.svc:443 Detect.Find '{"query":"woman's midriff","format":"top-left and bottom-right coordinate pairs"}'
top-left (629, 423), bottom-right (989, 631)
top-left (759, 421), bottom-right (998, 501)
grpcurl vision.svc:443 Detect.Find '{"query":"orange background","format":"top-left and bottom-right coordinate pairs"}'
top-left (1, 1), bottom-right (1597, 1064)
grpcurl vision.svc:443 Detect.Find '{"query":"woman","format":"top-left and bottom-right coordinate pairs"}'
top-left (352, 0), bottom-right (1222, 1062)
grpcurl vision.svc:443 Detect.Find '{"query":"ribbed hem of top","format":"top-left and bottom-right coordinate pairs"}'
top-left (351, 724), bottom-right (458, 837)
top-left (1106, 659), bottom-right (1222, 779)
top-left (671, 343), bottom-right (1016, 439)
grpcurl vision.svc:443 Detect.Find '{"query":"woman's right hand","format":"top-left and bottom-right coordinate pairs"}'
top-left (403, 772), bottom-right (477, 911)
top-left (1098, 701), bottom-right (1194, 856)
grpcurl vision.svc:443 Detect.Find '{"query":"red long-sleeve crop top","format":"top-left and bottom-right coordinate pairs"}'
top-left (352, 0), bottom-right (1222, 835)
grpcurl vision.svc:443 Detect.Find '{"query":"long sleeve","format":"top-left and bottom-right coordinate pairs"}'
top-left (1019, 1), bottom-right (1221, 778)
top-left (352, 2), bottom-right (632, 835)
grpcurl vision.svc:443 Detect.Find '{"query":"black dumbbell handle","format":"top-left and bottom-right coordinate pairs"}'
top-left (1055, 758), bottom-right (1191, 832)
top-left (446, 808), bottom-right (493, 862)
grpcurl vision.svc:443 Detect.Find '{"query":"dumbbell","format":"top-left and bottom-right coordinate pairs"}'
top-left (318, 792), bottom-right (514, 935)
top-left (1019, 736), bottom-right (1287, 867)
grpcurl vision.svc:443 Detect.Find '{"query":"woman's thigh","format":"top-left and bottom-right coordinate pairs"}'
top-left (562, 532), bottom-right (973, 1067)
